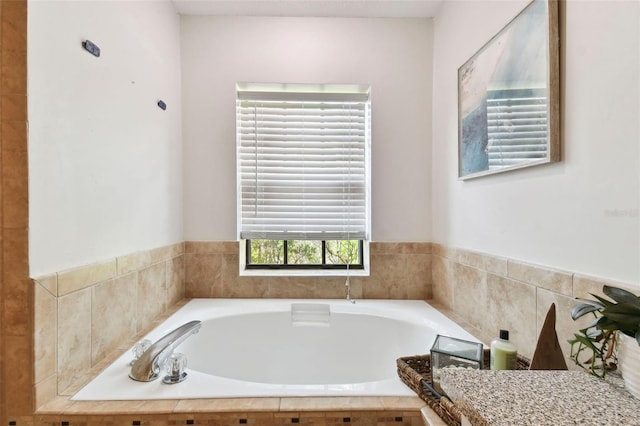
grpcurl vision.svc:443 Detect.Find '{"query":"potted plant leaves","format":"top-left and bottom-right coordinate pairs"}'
top-left (569, 285), bottom-right (640, 398)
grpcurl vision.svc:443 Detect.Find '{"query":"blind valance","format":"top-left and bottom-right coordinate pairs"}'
top-left (237, 86), bottom-right (370, 241)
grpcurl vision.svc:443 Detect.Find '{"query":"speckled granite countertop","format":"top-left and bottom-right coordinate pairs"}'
top-left (439, 370), bottom-right (640, 426)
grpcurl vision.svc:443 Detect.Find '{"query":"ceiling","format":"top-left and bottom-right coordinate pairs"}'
top-left (171, 0), bottom-right (445, 18)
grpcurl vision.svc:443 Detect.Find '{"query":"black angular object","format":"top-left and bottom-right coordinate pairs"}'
top-left (82, 39), bottom-right (100, 57)
top-left (157, 100), bottom-right (167, 110)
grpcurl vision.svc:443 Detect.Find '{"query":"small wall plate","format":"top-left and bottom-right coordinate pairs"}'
top-left (82, 39), bottom-right (100, 57)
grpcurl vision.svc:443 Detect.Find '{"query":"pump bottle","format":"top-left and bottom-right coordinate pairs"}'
top-left (490, 329), bottom-right (517, 370)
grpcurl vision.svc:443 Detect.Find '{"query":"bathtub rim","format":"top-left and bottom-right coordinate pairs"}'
top-left (69, 298), bottom-right (483, 401)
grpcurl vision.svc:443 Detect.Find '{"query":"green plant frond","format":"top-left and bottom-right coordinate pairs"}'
top-left (599, 309), bottom-right (640, 328)
top-left (577, 297), bottom-right (608, 309)
top-left (589, 293), bottom-right (615, 308)
top-left (603, 285), bottom-right (640, 305)
top-left (594, 316), bottom-right (622, 329)
top-left (585, 329), bottom-right (603, 339)
top-left (582, 316), bottom-right (602, 330)
top-left (571, 302), bottom-right (602, 320)
top-left (572, 333), bottom-right (602, 353)
top-left (603, 302), bottom-right (640, 317)
top-left (567, 337), bottom-right (579, 346)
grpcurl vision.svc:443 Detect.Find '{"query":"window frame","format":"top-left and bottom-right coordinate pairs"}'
top-left (245, 239), bottom-right (365, 270)
top-left (239, 239), bottom-right (369, 277)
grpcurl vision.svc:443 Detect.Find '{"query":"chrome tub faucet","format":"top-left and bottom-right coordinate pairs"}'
top-left (129, 320), bottom-right (201, 382)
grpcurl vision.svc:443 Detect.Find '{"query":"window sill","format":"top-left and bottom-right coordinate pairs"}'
top-left (239, 267), bottom-right (369, 278)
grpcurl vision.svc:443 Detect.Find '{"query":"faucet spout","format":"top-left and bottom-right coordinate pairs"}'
top-left (129, 320), bottom-right (201, 382)
top-left (345, 277), bottom-right (356, 304)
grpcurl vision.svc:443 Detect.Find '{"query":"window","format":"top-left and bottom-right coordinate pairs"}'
top-left (236, 83), bottom-right (371, 275)
top-left (246, 240), bottom-right (363, 270)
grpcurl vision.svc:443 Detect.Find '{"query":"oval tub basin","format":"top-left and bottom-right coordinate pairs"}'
top-left (72, 299), bottom-right (481, 400)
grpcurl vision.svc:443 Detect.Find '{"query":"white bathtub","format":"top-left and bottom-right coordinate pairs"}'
top-left (72, 299), bottom-right (480, 400)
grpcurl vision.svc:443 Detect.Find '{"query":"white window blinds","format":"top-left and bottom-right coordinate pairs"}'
top-left (237, 86), bottom-right (371, 241)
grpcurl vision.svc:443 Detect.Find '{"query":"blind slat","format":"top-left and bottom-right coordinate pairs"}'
top-left (237, 87), bottom-right (370, 241)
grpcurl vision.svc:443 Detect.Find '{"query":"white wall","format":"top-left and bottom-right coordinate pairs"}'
top-left (432, 0), bottom-right (640, 284)
top-left (28, 0), bottom-right (183, 276)
top-left (31, 1), bottom-right (635, 285)
top-left (181, 16), bottom-right (433, 242)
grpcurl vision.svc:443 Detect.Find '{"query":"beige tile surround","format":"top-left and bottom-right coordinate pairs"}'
top-left (33, 243), bottom-right (186, 406)
top-left (185, 241), bottom-right (432, 300)
top-left (23, 239), bottom-right (640, 426)
top-left (33, 296), bottom-right (429, 425)
top-left (34, 396), bottom-right (427, 426)
top-left (431, 243), bottom-right (640, 361)
top-left (29, 241), bottom-right (432, 425)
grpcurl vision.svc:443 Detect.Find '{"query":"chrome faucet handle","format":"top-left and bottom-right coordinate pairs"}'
top-left (129, 320), bottom-right (201, 382)
top-left (163, 352), bottom-right (188, 384)
top-left (130, 339), bottom-right (152, 366)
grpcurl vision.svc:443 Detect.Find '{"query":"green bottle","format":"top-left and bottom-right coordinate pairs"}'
top-left (490, 329), bottom-right (517, 370)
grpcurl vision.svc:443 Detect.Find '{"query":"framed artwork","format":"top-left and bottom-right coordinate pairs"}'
top-left (458, 0), bottom-right (560, 179)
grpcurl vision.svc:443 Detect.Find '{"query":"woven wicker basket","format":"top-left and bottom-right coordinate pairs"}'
top-left (397, 349), bottom-right (530, 426)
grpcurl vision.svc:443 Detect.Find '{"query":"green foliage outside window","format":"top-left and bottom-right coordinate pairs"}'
top-left (325, 240), bottom-right (359, 265)
top-left (249, 240), bottom-right (360, 267)
top-left (249, 240), bottom-right (284, 264)
top-left (287, 240), bottom-right (322, 264)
